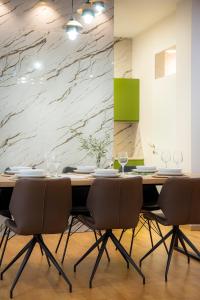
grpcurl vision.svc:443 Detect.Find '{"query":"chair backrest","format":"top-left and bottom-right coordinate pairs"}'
top-left (87, 177), bottom-right (143, 230)
top-left (9, 178), bottom-right (72, 235)
top-left (158, 177), bottom-right (200, 225)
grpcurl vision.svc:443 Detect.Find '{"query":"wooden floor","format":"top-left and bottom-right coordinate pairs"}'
top-left (0, 225), bottom-right (200, 300)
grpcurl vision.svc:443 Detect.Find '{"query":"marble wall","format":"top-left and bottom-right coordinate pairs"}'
top-left (0, 0), bottom-right (114, 171)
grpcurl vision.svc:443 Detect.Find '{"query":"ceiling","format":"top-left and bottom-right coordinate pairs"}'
top-left (114, 0), bottom-right (181, 38)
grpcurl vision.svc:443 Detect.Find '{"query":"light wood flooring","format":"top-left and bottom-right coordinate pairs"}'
top-left (0, 225), bottom-right (200, 300)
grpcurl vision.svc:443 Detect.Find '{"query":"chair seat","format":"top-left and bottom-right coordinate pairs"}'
top-left (143, 210), bottom-right (169, 225)
top-left (71, 206), bottom-right (90, 216)
top-left (0, 210), bottom-right (11, 219)
top-left (141, 204), bottom-right (160, 212)
top-left (5, 219), bottom-right (19, 234)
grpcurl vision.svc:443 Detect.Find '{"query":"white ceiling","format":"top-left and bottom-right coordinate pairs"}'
top-left (114, 0), bottom-right (181, 38)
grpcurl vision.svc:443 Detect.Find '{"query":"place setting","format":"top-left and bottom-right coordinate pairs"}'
top-left (153, 150), bottom-right (185, 178)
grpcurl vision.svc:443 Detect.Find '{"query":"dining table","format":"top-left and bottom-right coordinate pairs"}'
top-left (0, 172), bottom-right (200, 262)
top-left (0, 173), bottom-right (170, 188)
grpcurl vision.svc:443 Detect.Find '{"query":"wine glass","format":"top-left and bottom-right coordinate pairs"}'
top-left (173, 151), bottom-right (183, 168)
top-left (118, 152), bottom-right (128, 176)
top-left (161, 151), bottom-right (171, 168)
top-left (106, 155), bottom-right (114, 169)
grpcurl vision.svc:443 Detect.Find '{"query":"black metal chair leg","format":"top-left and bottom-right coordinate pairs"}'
top-left (140, 228), bottom-right (173, 267)
top-left (9, 239), bottom-right (36, 299)
top-left (110, 232), bottom-right (145, 284)
top-left (180, 230), bottom-right (200, 257)
top-left (134, 219), bottom-right (147, 238)
top-left (40, 236), bottom-right (51, 267)
top-left (178, 231), bottom-right (190, 264)
top-left (98, 231), bottom-right (110, 262)
top-left (116, 229), bottom-right (126, 250)
top-left (111, 234), bottom-right (130, 268)
top-left (147, 220), bottom-right (154, 248)
top-left (55, 232), bottom-right (65, 254)
top-left (74, 233), bottom-right (105, 272)
top-left (94, 230), bottom-right (100, 251)
top-left (0, 229), bottom-right (10, 267)
top-left (0, 226), bottom-right (7, 249)
top-left (155, 220), bottom-right (169, 254)
top-left (1, 238), bottom-right (34, 280)
top-left (37, 236), bottom-right (72, 293)
top-left (61, 217), bottom-right (75, 264)
top-left (39, 244), bottom-right (44, 256)
top-left (129, 228), bottom-right (135, 257)
top-left (165, 230), bottom-right (177, 282)
top-left (89, 233), bottom-right (109, 288)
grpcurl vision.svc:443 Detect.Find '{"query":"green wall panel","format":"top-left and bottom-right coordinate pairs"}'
top-left (114, 159), bottom-right (144, 170)
top-left (114, 78), bottom-right (139, 122)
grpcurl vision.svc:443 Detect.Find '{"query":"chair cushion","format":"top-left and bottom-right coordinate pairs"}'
top-left (143, 210), bottom-right (169, 226)
top-left (141, 204), bottom-right (160, 212)
top-left (71, 206), bottom-right (90, 216)
top-left (5, 219), bottom-right (19, 234)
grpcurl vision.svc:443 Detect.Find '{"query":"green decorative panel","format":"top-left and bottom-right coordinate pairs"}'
top-left (114, 159), bottom-right (144, 170)
top-left (114, 78), bottom-right (139, 122)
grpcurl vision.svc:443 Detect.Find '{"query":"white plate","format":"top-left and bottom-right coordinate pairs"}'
top-left (134, 169), bottom-right (157, 173)
top-left (17, 174), bottom-right (47, 178)
top-left (136, 166), bottom-right (157, 172)
top-left (92, 173), bottom-right (121, 178)
top-left (74, 170), bottom-right (94, 174)
top-left (156, 172), bottom-right (184, 176)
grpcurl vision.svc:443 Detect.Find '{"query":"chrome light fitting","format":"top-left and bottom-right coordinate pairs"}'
top-left (92, 1), bottom-right (105, 14)
top-left (64, 0), bottom-right (83, 40)
top-left (78, 0), bottom-right (95, 25)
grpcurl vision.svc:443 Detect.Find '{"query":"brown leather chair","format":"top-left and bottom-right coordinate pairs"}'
top-left (55, 167), bottom-right (110, 265)
top-left (74, 177), bottom-right (145, 288)
top-left (0, 178), bottom-right (72, 298)
top-left (140, 177), bottom-right (200, 281)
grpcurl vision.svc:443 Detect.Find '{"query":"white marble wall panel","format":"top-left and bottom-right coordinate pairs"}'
top-left (0, 0), bottom-right (114, 170)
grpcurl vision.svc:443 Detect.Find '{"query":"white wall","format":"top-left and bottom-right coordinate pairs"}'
top-left (132, 14), bottom-right (177, 168)
top-left (191, 0), bottom-right (200, 173)
top-left (132, 1), bottom-right (193, 171)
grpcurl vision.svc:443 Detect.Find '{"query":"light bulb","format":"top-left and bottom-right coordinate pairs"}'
top-left (82, 8), bottom-right (95, 24)
top-left (93, 1), bottom-right (105, 14)
top-left (67, 28), bottom-right (78, 41)
top-left (64, 18), bottom-right (83, 41)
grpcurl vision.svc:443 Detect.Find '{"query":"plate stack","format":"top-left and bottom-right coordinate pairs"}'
top-left (74, 166), bottom-right (96, 174)
top-left (17, 169), bottom-right (46, 178)
top-left (157, 168), bottom-right (183, 176)
top-left (5, 166), bottom-right (32, 175)
top-left (135, 166), bottom-right (157, 173)
top-left (92, 169), bottom-right (120, 178)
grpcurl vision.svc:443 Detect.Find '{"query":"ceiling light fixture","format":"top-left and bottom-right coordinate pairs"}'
top-left (92, 1), bottom-right (105, 15)
top-left (64, 0), bottom-right (83, 41)
top-left (78, 0), bottom-right (95, 25)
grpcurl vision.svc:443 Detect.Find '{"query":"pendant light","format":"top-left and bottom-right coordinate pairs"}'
top-left (79, 0), bottom-right (95, 25)
top-left (64, 0), bottom-right (83, 40)
top-left (92, 1), bottom-right (105, 15)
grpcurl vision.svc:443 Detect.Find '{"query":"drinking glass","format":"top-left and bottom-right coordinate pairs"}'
top-left (118, 152), bottom-right (128, 176)
top-left (173, 151), bottom-right (183, 168)
top-left (161, 151), bottom-right (171, 168)
top-left (107, 155), bottom-right (114, 169)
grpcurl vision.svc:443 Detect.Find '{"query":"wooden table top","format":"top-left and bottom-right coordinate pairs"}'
top-left (0, 173), bottom-right (193, 188)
